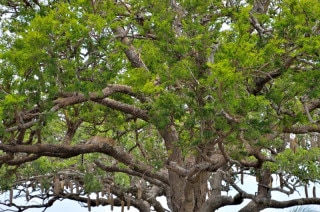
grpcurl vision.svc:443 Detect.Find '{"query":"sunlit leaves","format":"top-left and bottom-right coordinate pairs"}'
top-left (2, 94), bottom-right (26, 106)
top-left (265, 148), bottom-right (320, 183)
top-left (123, 68), bottom-right (151, 90)
top-left (1, 1), bottom-right (122, 105)
top-left (231, 5), bottom-right (252, 35)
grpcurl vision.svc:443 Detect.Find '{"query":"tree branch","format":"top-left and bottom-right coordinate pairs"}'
top-left (307, 98), bottom-right (320, 112)
top-left (0, 196), bottom-right (60, 211)
top-left (5, 120), bottom-right (39, 132)
top-left (114, 27), bottom-right (149, 70)
top-left (94, 160), bottom-right (169, 187)
top-left (61, 193), bottom-right (151, 212)
top-left (201, 193), bottom-right (244, 211)
top-left (239, 131), bottom-right (275, 163)
top-left (0, 143), bottom-right (167, 185)
top-left (253, 197), bottom-right (320, 209)
top-left (284, 126), bottom-right (320, 134)
top-left (51, 84), bottom-right (149, 121)
top-left (250, 56), bottom-right (296, 95)
top-left (94, 98), bottom-right (148, 121)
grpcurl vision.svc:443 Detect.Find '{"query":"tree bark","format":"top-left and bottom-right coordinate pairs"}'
top-left (240, 169), bottom-right (272, 212)
top-left (159, 124), bottom-right (211, 212)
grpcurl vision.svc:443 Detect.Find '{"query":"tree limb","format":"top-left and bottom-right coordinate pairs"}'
top-left (114, 27), bottom-right (149, 70)
top-left (94, 160), bottom-right (169, 187)
top-left (94, 98), bottom-right (148, 121)
top-left (284, 126), bottom-right (320, 134)
top-left (0, 143), bottom-right (167, 185)
top-left (201, 193), bottom-right (244, 211)
top-left (51, 84), bottom-right (149, 121)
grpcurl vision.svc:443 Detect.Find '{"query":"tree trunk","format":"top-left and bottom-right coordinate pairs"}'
top-left (167, 171), bottom-right (209, 212)
top-left (159, 125), bottom-right (209, 212)
top-left (240, 169), bottom-right (272, 212)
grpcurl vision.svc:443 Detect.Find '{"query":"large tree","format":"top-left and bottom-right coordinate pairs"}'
top-left (1, 0), bottom-right (320, 211)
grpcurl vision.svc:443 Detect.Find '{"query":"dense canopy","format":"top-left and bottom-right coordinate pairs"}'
top-left (1, 0), bottom-right (320, 211)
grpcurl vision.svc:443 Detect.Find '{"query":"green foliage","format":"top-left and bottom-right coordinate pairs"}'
top-left (84, 172), bottom-right (103, 193)
top-left (265, 148), bottom-right (320, 183)
top-left (30, 158), bottom-right (53, 175)
top-left (1, 0), bottom-right (320, 210)
top-left (114, 172), bottom-right (130, 188)
top-left (150, 92), bottom-right (185, 128)
top-left (0, 166), bottom-right (16, 192)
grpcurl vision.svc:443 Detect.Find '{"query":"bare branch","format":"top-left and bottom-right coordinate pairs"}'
top-left (250, 57), bottom-right (296, 95)
top-left (114, 27), bottom-right (149, 70)
top-left (94, 98), bottom-right (148, 121)
top-left (5, 120), bottom-right (39, 132)
top-left (307, 98), bottom-right (320, 112)
top-left (300, 97), bottom-right (316, 123)
top-left (249, 12), bottom-right (273, 38)
top-left (5, 154), bottom-right (41, 166)
top-left (284, 126), bottom-right (320, 134)
top-left (165, 161), bottom-right (188, 176)
top-left (254, 197), bottom-right (320, 209)
top-left (51, 84), bottom-right (149, 121)
top-left (201, 193), bottom-right (244, 211)
top-left (0, 143), bottom-right (167, 185)
top-left (94, 160), bottom-right (169, 187)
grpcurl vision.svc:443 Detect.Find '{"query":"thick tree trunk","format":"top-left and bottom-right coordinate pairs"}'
top-left (193, 154), bottom-right (211, 211)
top-left (159, 124), bottom-right (184, 211)
top-left (167, 172), bottom-right (209, 212)
top-left (159, 124), bottom-right (209, 212)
